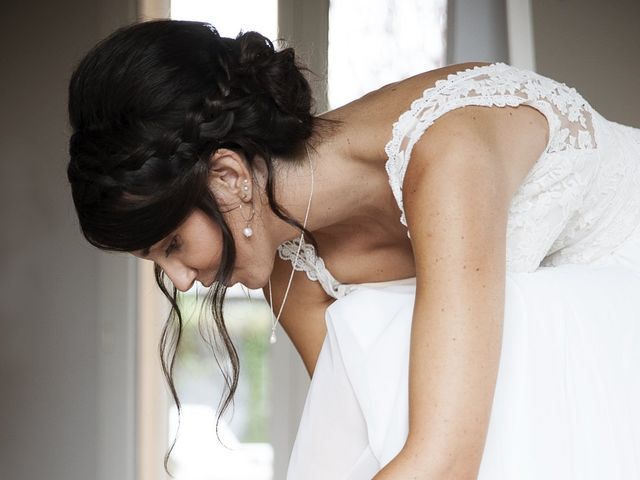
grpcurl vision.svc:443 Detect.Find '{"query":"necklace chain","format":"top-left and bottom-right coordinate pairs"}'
top-left (268, 144), bottom-right (314, 344)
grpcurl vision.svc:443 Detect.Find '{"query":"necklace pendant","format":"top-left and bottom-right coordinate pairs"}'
top-left (269, 331), bottom-right (277, 344)
top-left (243, 226), bottom-right (253, 238)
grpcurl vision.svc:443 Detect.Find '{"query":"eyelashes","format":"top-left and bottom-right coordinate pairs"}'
top-left (164, 236), bottom-right (180, 257)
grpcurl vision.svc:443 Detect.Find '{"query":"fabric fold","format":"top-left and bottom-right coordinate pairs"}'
top-left (287, 256), bottom-right (640, 479)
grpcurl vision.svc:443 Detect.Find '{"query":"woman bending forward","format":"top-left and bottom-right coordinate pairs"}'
top-left (67, 19), bottom-right (640, 480)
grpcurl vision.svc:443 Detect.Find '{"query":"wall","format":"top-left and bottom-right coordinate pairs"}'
top-left (0, 1), bottom-right (139, 480)
top-left (531, 0), bottom-right (640, 127)
top-left (447, 0), bottom-right (510, 64)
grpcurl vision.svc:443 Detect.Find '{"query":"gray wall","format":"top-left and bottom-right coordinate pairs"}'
top-left (531, 0), bottom-right (640, 127)
top-left (447, 0), bottom-right (639, 127)
top-left (447, 0), bottom-right (510, 64)
top-left (0, 1), bottom-right (138, 480)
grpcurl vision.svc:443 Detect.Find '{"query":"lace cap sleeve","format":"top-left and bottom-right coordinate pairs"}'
top-left (384, 62), bottom-right (597, 238)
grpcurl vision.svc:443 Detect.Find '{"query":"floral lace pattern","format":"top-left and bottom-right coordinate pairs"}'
top-left (540, 118), bottom-right (640, 268)
top-left (384, 62), bottom-right (597, 236)
top-left (277, 62), bottom-right (640, 298)
top-left (277, 237), bottom-right (359, 299)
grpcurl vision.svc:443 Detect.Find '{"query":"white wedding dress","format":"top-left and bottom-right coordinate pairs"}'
top-left (276, 62), bottom-right (640, 479)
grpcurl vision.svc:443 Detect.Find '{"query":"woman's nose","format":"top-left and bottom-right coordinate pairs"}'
top-left (165, 264), bottom-right (198, 292)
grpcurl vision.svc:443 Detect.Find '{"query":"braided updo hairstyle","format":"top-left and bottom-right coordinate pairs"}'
top-left (67, 19), bottom-right (341, 473)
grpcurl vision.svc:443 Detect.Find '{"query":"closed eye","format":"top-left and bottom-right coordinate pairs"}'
top-left (164, 236), bottom-right (180, 258)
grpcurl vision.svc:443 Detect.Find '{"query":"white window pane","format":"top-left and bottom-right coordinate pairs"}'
top-left (167, 4), bottom-right (277, 479)
top-left (171, 0), bottom-right (278, 40)
top-left (168, 291), bottom-right (274, 480)
top-left (328, 0), bottom-right (448, 109)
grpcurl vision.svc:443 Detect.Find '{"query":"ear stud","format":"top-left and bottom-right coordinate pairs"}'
top-left (238, 179), bottom-right (255, 238)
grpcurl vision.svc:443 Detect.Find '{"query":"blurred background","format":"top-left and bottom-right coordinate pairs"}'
top-left (1, 0), bottom-right (638, 479)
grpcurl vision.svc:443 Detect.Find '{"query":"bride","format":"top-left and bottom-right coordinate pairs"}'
top-left (67, 19), bottom-right (640, 479)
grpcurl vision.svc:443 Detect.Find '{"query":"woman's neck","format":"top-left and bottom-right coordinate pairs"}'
top-left (264, 108), bottom-right (385, 247)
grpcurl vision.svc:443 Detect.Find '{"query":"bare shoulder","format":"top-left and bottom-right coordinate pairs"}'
top-left (367, 61), bottom-right (494, 103)
top-left (314, 62), bottom-right (548, 278)
top-left (410, 100), bottom-right (549, 202)
top-left (330, 62), bottom-right (496, 164)
top-left (337, 61), bottom-right (548, 202)
top-left (343, 62), bottom-right (492, 117)
top-left (263, 250), bottom-right (333, 377)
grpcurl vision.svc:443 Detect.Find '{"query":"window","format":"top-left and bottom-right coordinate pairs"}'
top-left (328, 0), bottom-right (448, 109)
top-left (171, 0), bottom-right (277, 39)
top-left (167, 286), bottom-right (274, 479)
top-left (168, 5), bottom-right (278, 479)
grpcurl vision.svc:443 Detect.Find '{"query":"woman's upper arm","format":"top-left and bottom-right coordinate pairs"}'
top-left (398, 108), bottom-right (514, 475)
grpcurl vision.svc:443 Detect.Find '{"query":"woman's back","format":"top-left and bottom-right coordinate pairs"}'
top-left (324, 60), bottom-right (546, 191)
top-left (277, 61), bottom-right (640, 300)
top-left (284, 62), bottom-right (640, 480)
top-left (279, 62), bottom-right (550, 292)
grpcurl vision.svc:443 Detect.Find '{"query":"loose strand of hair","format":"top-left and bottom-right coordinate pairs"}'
top-left (154, 265), bottom-right (184, 478)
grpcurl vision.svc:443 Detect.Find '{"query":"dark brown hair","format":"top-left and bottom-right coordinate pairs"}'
top-left (66, 18), bottom-right (341, 475)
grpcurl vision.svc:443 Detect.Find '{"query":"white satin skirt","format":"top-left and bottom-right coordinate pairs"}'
top-left (286, 230), bottom-right (640, 479)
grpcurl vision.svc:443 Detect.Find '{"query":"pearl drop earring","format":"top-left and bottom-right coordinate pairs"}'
top-left (239, 178), bottom-right (254, 238)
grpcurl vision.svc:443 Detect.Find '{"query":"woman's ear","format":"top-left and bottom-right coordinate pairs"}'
top-left (207, 149), bottom-right (252, 207)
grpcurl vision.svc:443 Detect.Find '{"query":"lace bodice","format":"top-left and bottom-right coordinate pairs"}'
top-left (278, 62), bottom-right (640, 300)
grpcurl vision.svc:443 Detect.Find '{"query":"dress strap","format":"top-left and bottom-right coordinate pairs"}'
top-left (277, 238), bottom-right (358, 300)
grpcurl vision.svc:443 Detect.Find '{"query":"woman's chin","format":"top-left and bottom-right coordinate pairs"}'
top-left (239, 276), bottom-right (262, 290)
top-left (222, 273), bottom-right (240, 288)
top-left (222, 272), bottom-right (264, 290)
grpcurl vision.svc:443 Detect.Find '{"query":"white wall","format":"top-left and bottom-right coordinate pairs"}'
top-left (0, 1), bottom-right (139, 480)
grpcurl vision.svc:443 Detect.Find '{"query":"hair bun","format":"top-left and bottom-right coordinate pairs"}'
top-left (236, 31), bottom-right (274, 72)
top-left (231, 31), bottom-right (314, 144)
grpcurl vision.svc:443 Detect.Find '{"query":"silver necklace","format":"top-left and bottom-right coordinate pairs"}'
top-left (268, 144), bottom-right (314, 344)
